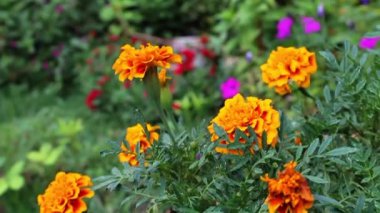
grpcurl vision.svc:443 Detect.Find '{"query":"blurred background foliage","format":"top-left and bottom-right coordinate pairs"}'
top-left (0, 0), bottom-right (379, 212)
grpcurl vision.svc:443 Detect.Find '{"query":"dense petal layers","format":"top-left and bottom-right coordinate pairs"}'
top-left (38, 172), bottom-right (94, 213)
top-left (262, 161), bottom-right (314, 213)
top-left (112, 43), bottom-right (182, 82)
top-left (118, 123), bottom-right (160, 166)
top-left (208, 94), bottom-right (280, 154)
top-left (260, 47), bottom-right (317, 95)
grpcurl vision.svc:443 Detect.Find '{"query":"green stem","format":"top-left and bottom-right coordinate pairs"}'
top-left (299, 88), bottom-right (315, 101)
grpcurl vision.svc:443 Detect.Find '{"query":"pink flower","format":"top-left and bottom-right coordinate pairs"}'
top-left (302, 17), bottom-right (321, 34)
top-left (276, 17), bottom-right (293, 39)
top-left (220, 77), bottom-right (240, 99)
top-left (359, 36), bottom-right (380, 49)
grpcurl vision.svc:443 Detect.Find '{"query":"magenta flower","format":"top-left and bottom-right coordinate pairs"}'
top-left (276, 17), bottom-right (293, 39)
top-left (359, 36), bottom-right (380, 49)
top-left (220, 77), bottom-right (240, 99)
top-left (302, 17), bottom-right (321, 34)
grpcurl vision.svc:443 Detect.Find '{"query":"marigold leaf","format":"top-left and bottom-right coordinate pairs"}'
top-left (314, 194), bottom-right (343, 208)
top-left (318, 136), bottom-right (333, 154)
top-left (306, 138), bottom-right (319, 157)
top-left (304, 175), bottom-right (329, 184)
top-left (323, 86), bottom-right (331, 102)
top-left (354, 195), bottom-right (365, 213)
top-left (325, 147), bottom-right (357, 156)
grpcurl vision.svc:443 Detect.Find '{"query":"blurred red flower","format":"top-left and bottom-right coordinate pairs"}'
top-left (175, 49), bottom-right (196, 75)
top-left (97, 75), bottom-right (110, 86)
top-left (85, 89), bottom-right (102, 110)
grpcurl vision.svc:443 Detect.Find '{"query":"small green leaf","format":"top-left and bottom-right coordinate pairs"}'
top-left (325, 147), bottom-right (357, 156)
top-left (0, 178), bottom-right (8, 195)
top-left (8, 161), bottom-right (25, 176)
top-left (323, 86), bottom-right (331, 102)
top-left (99, 6), bottom-right (115, 22)
top-left (306, 139), bottom-right (319, 157)
top-left (304, 175), bottom-right (329, 184)
top-left (354, 195), bottom-right (365, 213)
top-left (318, 136), bottom-right (333, 154)
top-left (314, 194), bottom-right (343, 208)
top-left (7, 176), bottom-right (24, 190)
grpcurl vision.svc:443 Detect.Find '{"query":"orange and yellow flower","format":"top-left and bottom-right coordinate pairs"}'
top-left (208, 93), bottom-right (280, 154)
top-left (37, 172), bottom-right (94, 213)
top-left (112, 43), bottom-right (182, 82)
top-left (261, 161), bottom-right (314, 213)
top-left (260, 47), bottom-right (317, 95)
top-left (118, 123), bottom-right (160, 166)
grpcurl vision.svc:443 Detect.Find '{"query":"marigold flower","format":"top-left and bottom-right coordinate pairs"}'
top-left (119, 123), bottom-right (160, 166)
top-left (260, 47), bottom-right (317, 95)
top-left (112, 43), bottom-right (182, 82)
top-left (261, 161), bottom-right (314, 213)
top-left (37, 172), bottom-right (94, 213)
top-left (208, 94), bottom-right (280, 154)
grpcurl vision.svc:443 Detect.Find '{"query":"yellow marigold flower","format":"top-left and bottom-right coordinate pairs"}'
top-left (261, 161), bottom-right (314, 213)
top-left (208, 93), bottom-right (280, 154)
top-left (112, 43), bottom-right (182, 82)
top-left (37, 172), bottom-right (94, 213)
top-left (260, 47), bottom-right (317, 95)
top-left (118, 123), bottom-right (160, 166)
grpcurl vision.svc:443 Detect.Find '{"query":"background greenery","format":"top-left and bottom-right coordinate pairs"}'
top-left (0, 0), bottom-right (379, 212)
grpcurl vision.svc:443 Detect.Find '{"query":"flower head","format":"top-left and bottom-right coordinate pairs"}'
top-left (119, 123), bottom-right (160, 166)
top-left (260, 47), bottom-right (317, 95)
top-left (220, 77), bottom-right (240, 99)
top-left (85, 89), bottom-right (102, 110)
top-left (245, 51), bottom-right (253, 62)
top-left (302, 17), bottom-right (321, 34)
top-left (261, 161), bottom-right (314, 213)
top-left (112, 43), bottom-right (182, 82)
top-left (317, 4), bottom-right (324, 17)
top-left (359, 36), bottom-right (380, 49)
top-left (175, 49), bottom-right (196, 75)
top-left (277, 17), bottom-right (293, 39)
top-left (208, 94), bottom-right (280, 154)
top-left (38, 172), bottom-right (94, 213)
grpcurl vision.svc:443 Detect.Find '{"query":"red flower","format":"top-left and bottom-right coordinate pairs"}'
top-left (200, 35), bottom-right (209, 44)
top-left (85, 89), bottom-right (102, 110)
top-left (124, 81), bottom-right (132, 89)
top-left (175, 49), bottom-right (196, 75)
top-left (108, 34), bottom-right (119, 42)
top-left (200, 48), bottom-right (216, 59)
top-left (209, 63), bottom-right (217, 76)
top-left (97, 75), bottom-right (110, 87)
top-left (131, 36), bottom-right (139, 44)
top-left (172, 102), bottom-right (181, 111)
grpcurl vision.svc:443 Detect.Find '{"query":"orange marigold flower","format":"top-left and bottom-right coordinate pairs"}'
top-left (112, 43), bottom-right (182, 82)
top-left (208, 93), bottom-right (280, 154)
top-left (261, 161), bottom-right (314, 213)
top-left (37, 172), bottom-right (94, 213)
top-left (118, 123), bottom-right (160, 166)
top-left (260, 47), bottom-right (317, 95)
